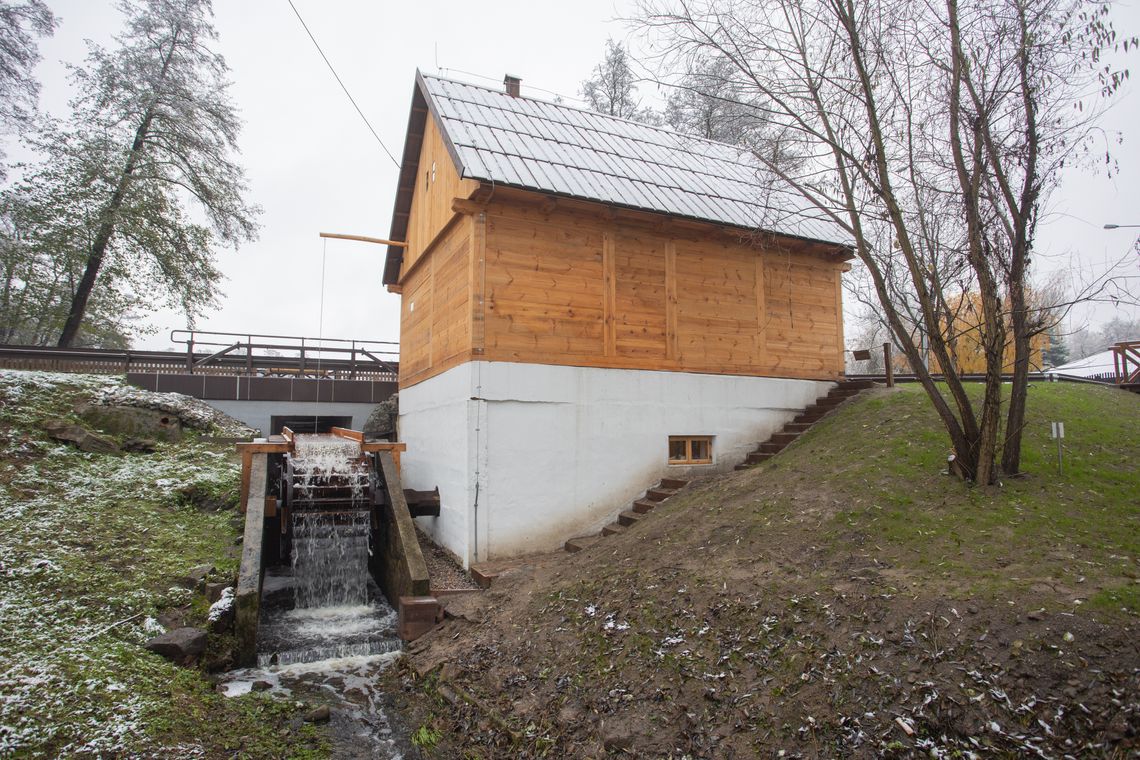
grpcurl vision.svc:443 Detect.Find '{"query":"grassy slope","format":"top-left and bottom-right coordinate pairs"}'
top-left (399, 382), bottom-right (1140, 758)
top-left (0, 371), bottom-right (327, 759)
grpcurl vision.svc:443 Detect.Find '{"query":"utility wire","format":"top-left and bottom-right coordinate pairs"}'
top-left (287, 0), bottom-right (401, 168)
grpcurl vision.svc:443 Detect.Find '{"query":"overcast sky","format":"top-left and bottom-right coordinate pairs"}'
top-left (16, 0), bottom-right (1140, 352)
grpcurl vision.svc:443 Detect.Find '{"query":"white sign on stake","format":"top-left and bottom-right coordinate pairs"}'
top-left (1050, 421), bottom-right (1065, 474)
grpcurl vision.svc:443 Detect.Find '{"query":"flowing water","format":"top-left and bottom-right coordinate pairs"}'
top-left (220, 434), bottom-right (407, 758)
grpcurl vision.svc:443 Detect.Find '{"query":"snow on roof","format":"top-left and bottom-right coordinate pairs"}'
top-left (1048, 349), bottom-right (1119, 378)
top-left (384, 71), bottom-right (851, 284)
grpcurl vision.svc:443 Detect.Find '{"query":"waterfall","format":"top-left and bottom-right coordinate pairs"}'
top-left (256, 434), bottom-right (399, 669)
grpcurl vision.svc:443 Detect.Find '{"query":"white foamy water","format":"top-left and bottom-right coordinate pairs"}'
top-left (292, 510), bottom-right (372, 608)
top-left (290, 434), bottom-right (370, 502)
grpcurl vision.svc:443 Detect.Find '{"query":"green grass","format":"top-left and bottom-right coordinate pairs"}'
top-left (774, 381), bottom-right (1140, 607)
top-left (0, 370), bottom-right (328, 758)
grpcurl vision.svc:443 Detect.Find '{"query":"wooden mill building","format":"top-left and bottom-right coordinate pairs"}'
top-left (384, 72), bottom-right (852, 566)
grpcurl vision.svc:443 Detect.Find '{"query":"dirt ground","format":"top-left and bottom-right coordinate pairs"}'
top-left (386, 387), bottom-right (1139, 758)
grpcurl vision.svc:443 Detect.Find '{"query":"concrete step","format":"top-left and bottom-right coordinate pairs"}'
top-left (770, 431), bottom-right (801, 446)
top-left (602, 522), bottom-right (625, 536)
top-left (632, 499), bottom-right (658, 514)
top-left (658, 478), bottom-right (688, 490)
top-left (782, 422), bottom-right (813, 433)
top-left (734, 463), bottom-right (754, 471)
top-left (617, 510), bottom-right (643, 527)
top-left (746, 451), bottom-right (774, 465)
top-left (645, 488), bottom-right (677, 502)
top-left (759, 441), bottom-right (787, 454)
top-left (838, 379), bottom-right (876, 390)
top-left (565, 535), bottom-right (602, 553)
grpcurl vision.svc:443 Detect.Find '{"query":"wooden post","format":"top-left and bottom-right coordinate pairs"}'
top-left (239, 449), bottom-right (252, 513)
top-left (884, 342), bottom-right (894, 388)
top-left (602, 231), bottom-right (616, 357)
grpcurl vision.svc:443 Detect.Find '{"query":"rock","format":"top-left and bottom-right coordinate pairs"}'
top-left (343, 687), bottom-right (368, 705)
top-left (177, 564), bottom-right (215, 590)
top-left (363, 393), bottom-right (398, 440)
top-left (205, 582), bottom-right (230, 603)
top-left (157, 609), bottom-right (186, 630)
top-left (42, 420), bottom-right (120, 454)
top-left (600, 721), bottom-right (633, 751)
top-left (252, 680), bottom-right (273, 692)
top-left (145, 627), bottom-right (207, 665)
top-left (208, 587), bottom-right (235, 633)
top-left (121, 437), bottom-right (158, 453)
top-left (304, 705), bottom-right (331, 723)
top-left (1027, 609), bottom-right (1045, 621)
top-left (75, 402), bottom-right (183, 442)
top-left (209, 604), bottom-right (234, 634)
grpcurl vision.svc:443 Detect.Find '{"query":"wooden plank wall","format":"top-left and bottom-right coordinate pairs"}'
top-left (398, 219), bottom-right (472, 386)
top-left (397, 186), bottom-right (846, 388)
top-left (401, 116), bottom-right (478, 276)
top-left (471, 198), bottom-right (845, 381)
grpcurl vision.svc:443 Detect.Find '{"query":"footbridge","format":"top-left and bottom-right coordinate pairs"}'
top-left (0, 330), bottom-right (399, 435)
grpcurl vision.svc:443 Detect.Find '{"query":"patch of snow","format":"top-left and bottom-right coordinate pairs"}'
top-left (207, 587), bottom-right (235, 622)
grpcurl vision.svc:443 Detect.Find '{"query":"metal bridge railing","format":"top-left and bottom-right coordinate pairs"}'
top-left (0, 331), bottom-right (400, 381)
top-left (169, 330), bottom-right (399, 380)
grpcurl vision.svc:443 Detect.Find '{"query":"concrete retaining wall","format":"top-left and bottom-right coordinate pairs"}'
top-left (400, 361), bottom-right (832, 567)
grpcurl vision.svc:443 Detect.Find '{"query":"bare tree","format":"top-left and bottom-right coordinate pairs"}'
top-left (44, 0), bottom-right (260, 347)
top-left (581, 38), bottom-right (659, 122)
top-left (637, 0), bottom-right (1131, 483)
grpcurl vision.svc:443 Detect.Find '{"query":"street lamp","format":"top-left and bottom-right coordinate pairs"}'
top-left (1104, 223), bottom-right (1140, 229)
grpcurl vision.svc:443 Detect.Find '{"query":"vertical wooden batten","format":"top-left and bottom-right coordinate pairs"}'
top-left (755, 253), bottom-right (768, 368)
top-left (602, 231), bottom-right (617, 357)
top-left (665, 240), bottom-right (679, 361)
top-left (834, 267), bottom-right (845, 370)
top-left (470, 212), bottom-right (487, 356)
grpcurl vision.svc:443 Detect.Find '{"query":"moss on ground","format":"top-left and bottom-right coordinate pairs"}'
top-left (0, 370), bottom-right (328, 758)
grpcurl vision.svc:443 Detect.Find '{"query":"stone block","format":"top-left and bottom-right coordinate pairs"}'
top-left (398, 596), bottom-right (442, 641)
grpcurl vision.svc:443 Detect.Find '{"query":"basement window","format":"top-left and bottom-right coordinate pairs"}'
top-left (668, 436), bottom-right (713, 465)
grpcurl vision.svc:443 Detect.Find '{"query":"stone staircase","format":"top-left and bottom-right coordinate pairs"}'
top-left (564, 477), bottom-right (688, 553)
top-left (735, 379), bottom-right (876, 470)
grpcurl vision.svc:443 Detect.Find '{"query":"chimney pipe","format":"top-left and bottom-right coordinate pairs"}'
top-left (504, 74), bottom-right (521, 98)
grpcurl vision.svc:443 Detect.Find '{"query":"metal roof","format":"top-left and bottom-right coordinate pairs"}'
top-left (384, 71), bottom-right (850, 284)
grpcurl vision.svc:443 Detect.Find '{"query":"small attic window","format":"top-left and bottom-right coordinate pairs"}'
top-left (669, 436), bottom-right (712, 465)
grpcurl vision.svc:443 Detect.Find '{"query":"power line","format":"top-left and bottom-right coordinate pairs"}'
top-left (287, 0), bottom-right (401, 169)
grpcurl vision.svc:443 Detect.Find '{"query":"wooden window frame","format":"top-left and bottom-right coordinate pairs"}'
top-left (668, 435), bottom-right (713, 465)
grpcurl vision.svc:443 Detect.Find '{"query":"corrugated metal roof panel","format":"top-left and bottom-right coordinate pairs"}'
top-left (419, 74), bottom-right (850, 247)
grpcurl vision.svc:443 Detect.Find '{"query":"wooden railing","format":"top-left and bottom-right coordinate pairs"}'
top-left (1112, 341), bottom-right (1140, 385)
